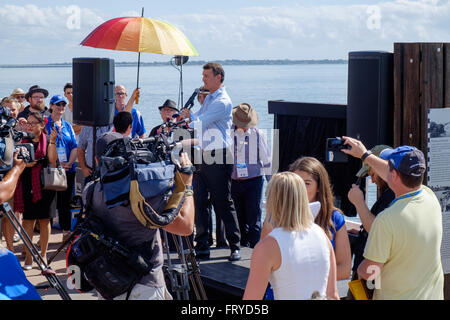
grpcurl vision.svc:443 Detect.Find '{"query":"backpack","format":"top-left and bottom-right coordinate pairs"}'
top-left (99, 137), bottom-right (188, 229)
top-left (66, 181), bottom-right (154, 300)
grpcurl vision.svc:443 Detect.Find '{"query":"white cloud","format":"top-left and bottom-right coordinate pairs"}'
top-left (0, 4), bottom-right (106, 63)
top-left (167, 1), bottom-right (450, 60)
top-left (1, 1), bottom-right (450, 63)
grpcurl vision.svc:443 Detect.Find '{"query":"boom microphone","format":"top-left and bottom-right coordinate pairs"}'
top-left (184, 88), bottom-right (199, 110)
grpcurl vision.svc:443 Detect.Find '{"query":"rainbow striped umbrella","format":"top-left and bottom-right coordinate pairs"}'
top-left (80, 16), bottom-right (199, 56)
top-left (80, 11), bottom-right (198, 103)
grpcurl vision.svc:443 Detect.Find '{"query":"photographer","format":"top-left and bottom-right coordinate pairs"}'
top-left (86, 132), bottom-right (194, 300)
top-left (14, 112), bottom-right (56, 270)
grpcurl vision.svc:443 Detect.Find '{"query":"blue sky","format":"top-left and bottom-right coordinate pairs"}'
top-left (1, 0), bottom-right (449, 64)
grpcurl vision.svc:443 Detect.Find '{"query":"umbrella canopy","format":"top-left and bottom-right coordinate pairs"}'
top-left (81, 17), bottom-right (199, 56)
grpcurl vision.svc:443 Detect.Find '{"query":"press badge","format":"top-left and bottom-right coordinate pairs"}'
top-left (236, 163), bottom-right (249, 178)
top-left (57, 146), bottom-right (67, 163)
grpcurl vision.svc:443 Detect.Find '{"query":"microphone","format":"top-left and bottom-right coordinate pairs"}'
top-left (131, 136), bottom-right (156, 144)
top-left (184, 88), bottom-right (199, 110)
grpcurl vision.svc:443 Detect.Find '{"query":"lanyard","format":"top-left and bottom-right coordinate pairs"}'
top-left (389, 189), bottom-right (423, 207)
top-left (53, 121), bottom-right (65, 143)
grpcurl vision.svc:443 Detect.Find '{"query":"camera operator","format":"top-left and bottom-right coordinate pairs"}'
top-left (87, 132), bottom-right (194, 300)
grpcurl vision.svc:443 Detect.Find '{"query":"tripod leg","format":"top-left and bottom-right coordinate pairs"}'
top-left (4, 206), bottom-right (45, 267)
top-left (185, 236), bottom-right (208, 300)
top-left (177, 235), bottom-right (190, 300)
top-left (172, 234), bottom-right (189, 300)
top-left (162, 230), bottom-right (181, 300)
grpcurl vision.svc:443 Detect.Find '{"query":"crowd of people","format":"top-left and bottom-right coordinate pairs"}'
top-left (0, 61), bottom-right (445, 300)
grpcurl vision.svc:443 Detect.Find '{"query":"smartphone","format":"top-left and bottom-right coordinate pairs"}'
top-left (325, 137), bottom-right (350, 163)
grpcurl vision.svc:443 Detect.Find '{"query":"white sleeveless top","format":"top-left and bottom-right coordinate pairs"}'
top-left (268, 224), bottom-right (330, 300)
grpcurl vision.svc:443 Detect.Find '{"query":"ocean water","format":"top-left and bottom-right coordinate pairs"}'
top-left (0, 64), bottom-right (348, 130)
top-left (0, 63), bottom-right (357, 223)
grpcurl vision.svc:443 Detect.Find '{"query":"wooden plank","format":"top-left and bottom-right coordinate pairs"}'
top-left (402, 43), bottom-right (421, 147)
top-left (393, 43), bottom-right (404, 147)
top-left (420, 43), bottom-right (444, 185)
top-left (420, 43), bottom-right (444, 110)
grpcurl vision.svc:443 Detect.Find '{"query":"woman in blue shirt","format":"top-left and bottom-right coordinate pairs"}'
top-left (46, 95), bottom-right (78, 239)
top-left (289, 157), bottom-right (352, 280)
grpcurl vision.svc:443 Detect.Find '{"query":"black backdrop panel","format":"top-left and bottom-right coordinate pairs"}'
top-left (269, 101), bottom-right (360, 217)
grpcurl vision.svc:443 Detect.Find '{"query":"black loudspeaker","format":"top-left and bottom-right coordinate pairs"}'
top-left (347, 51), bottom-right (394, 149)
top-left (72, 58), bottom-right (115, 126)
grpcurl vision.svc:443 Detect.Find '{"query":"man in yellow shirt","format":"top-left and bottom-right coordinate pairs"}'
top-left (342, 138), bottom-right (444, 300)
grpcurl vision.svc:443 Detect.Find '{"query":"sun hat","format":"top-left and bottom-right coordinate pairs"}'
top-left (158, 99), bottom-right (179, 112)
top-left (11, 88), bottom-right (26, 97)
top-left (25, 85), bottom-right (49, 100)
top-left (356, 144), bottom-right (392, 178)
top-left (379, 146), bottom-right (426, 177)
top-left (232, 103), bottom-right (258, 129)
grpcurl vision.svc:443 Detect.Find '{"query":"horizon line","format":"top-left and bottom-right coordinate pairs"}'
top-left (0, 58), bottom-right (348, 68)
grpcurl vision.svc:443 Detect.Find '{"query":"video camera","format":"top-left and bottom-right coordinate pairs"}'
top-left (100, 118), bottom-right (197, 173)
top-left (0, 111), bottom-right (35, 171)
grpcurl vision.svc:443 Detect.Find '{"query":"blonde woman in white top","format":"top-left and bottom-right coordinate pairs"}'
top-left (243, 172), bottom-right (339, 300)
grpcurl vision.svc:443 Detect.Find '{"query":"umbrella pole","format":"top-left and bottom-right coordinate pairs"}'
top-left (136, 51), bottom-right (141, 104)
top-left (135, 7), bottom-right (144, 104)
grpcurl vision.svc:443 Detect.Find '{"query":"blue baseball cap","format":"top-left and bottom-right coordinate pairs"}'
top-left (380, 146), bottom-right (426, 177)
top-left (49, 95), bottom-right (67, 105)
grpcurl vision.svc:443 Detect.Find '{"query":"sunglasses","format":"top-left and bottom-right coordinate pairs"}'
top-left (55, 102), bottom-right (67, 107)
top-left (115, 92), bottom-right (127, 96)
top-left (15, 95), bottom-right (25, 99)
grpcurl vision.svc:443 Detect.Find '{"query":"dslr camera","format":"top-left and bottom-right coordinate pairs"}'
top-left (325, 137), bottom-right (351, 163)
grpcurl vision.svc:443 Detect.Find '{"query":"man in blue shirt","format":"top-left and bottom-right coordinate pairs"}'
top-left (181, 62), bottom-right (241, 261)
top-left (114, 85), bottom-right (146, 138)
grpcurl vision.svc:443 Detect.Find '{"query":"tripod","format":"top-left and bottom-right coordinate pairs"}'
top-left (162, 230), bottom-right (207, 300)
top-left (49, 212), bottom-right (208, 300)
top-left (0, 202), bottom-right (71, 300)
